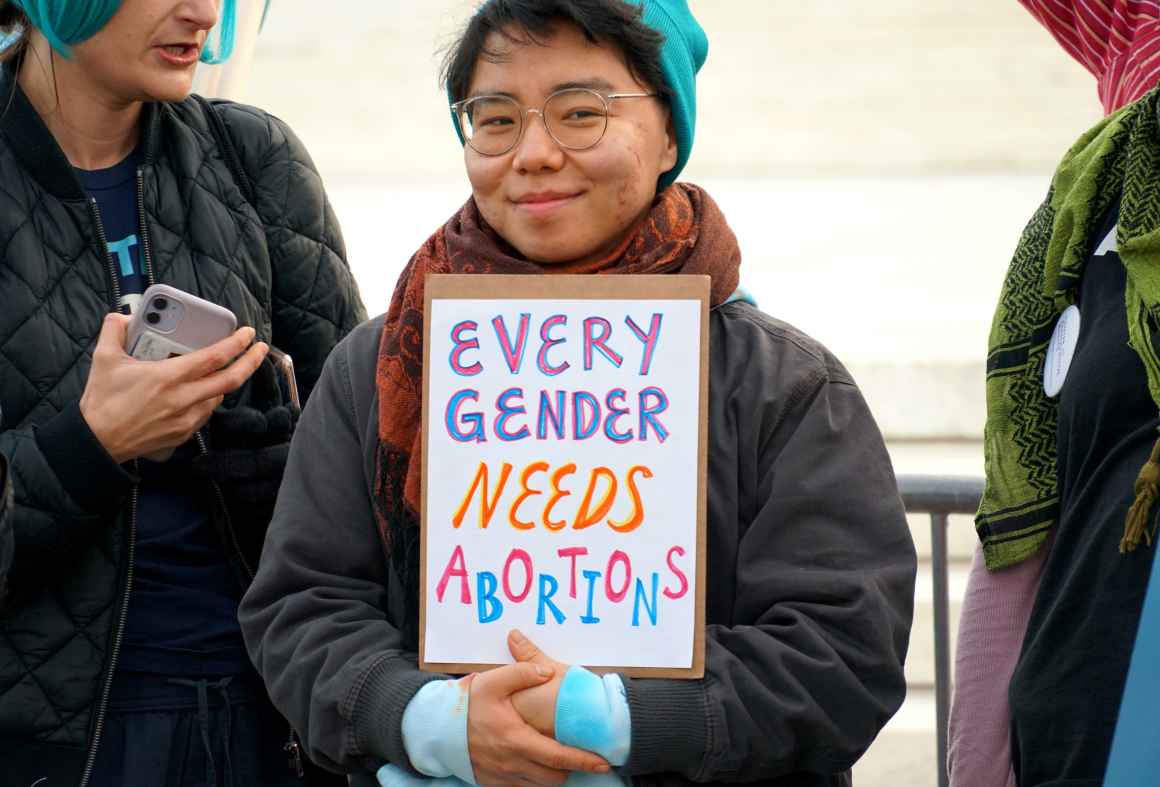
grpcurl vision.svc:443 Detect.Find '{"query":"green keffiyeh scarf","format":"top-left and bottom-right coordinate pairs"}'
top-left (979, 86), bottom-right (1160, 570)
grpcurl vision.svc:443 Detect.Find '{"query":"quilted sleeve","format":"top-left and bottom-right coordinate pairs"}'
top-left (0, 453), bottom-right (11, 601)
top-left (216, 103), bottom-right (367, 405)
top-left (0, 405), bottom-right (133, 596)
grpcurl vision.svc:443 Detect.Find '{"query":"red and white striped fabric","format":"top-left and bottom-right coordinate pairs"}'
top-left (1020, 0), bottom-right (1160, 113)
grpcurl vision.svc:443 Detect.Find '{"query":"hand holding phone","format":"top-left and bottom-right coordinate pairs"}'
top-left (119, 285), bottom-right (246, 461)
top-left (79, 291), bottom-right (269, 464)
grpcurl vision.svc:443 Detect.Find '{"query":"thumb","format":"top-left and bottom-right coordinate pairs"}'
top-left (508, 628), bottom-right (553, 667)
top-left (96, 313), bottom-right (131, 354)
top-left (486, 661), bottom-right (553, 698)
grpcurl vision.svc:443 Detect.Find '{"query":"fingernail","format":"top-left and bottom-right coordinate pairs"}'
top-left (510, 629), bottom-right (526, 644)
top-left (596, 764), bottom-right (611, 773)
top-left (535, 664), bottom-right (551, 677)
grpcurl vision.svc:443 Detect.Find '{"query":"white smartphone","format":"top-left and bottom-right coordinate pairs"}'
top-left (125, 284), bottom-right (237, 362)
top-left (123, 285), bottom-right (238, 461)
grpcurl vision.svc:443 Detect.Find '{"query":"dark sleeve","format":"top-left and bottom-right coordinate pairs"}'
top-left (0, 453), bottom-right (12, 601)
top-left (238, 320), bottom-right (441, 775)
top-left (622, 354), bottom-right (916, 780)
top-left (0, 403), bottom-right (133, 595)
top-left (217, 103), bottom-right (367, 404)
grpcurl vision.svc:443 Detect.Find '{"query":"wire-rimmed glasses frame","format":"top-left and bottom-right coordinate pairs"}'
top-left (451, 87), bottom-right (659, 157)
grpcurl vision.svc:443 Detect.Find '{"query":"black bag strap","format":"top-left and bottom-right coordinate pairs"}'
top-left (193, 94), bottom-right (257, 209)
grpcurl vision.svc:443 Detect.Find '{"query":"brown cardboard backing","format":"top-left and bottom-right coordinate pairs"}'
top-left (419, 274), bottom-right (708, 679)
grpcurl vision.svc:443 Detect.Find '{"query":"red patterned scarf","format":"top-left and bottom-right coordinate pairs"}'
top-left (372, 183), bottom-right (740, 637)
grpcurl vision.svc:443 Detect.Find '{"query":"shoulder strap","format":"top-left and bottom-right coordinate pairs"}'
top-left (193, 94), bottom-right (257, 209)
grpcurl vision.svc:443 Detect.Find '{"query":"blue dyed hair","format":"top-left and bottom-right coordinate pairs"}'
top-left (7, 0), bottom-right (237, 64)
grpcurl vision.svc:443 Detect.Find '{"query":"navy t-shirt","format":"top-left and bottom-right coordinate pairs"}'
top-left (78, 149), bottom-right (147, 313)
top-left (77, 153), bottom-right (249, 676)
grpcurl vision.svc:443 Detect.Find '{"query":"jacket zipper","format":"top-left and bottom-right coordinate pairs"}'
top-left (136, 168), bottom-right (250, 579)
top-left (154, 149), bottom-right (301, 771)
top-left (78, 197), bottom-right (139, 787)
top-left (78, 170), bottom-right (157, 786)
top-left (194, 431), bottom-right (256, 581)
top-left (136, 169), bottom-right (157, 285)
top-left (80, 166), bottom-right (266, 785)
top-left (88, 200), bottom-right (123, 312)
top-left (77, 484), bottom-right (138, 787)
top-left (137, 163), bottom-right (256, 584)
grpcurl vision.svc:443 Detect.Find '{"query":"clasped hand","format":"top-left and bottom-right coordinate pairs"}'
top-left (467, 629), bottom-right (609, 787)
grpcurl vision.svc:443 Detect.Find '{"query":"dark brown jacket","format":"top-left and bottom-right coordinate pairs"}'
top-left (240, 301), bottom-right (917, 786)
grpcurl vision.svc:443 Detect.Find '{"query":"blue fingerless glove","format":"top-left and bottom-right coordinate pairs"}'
top-left (555, 666), bottom-right (632, 767)
top-left (394, 679), bottom-right (475, 784)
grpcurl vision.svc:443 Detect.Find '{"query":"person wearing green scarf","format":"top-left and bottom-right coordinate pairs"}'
top-left (952, 81), bottom-right (1160, 786)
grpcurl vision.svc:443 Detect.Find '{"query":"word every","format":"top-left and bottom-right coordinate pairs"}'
top-left (448, 312), bottom-right (664, 377)
top-left (435, 544), bottom-right (691, 627)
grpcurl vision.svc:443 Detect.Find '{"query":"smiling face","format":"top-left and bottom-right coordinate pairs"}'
top-left (67, 0), bottom-right (219, 103)
top-left (463, 23), bottom-right (678, 266)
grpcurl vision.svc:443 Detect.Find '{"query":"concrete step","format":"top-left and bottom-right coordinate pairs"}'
top-left (846, 363), bottom-right (985, 442)
top-left (853, 688), bottom-right (940, 787)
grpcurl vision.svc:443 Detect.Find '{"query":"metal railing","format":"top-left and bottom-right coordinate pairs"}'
top-left (897, 474), bottom-right (984, 787)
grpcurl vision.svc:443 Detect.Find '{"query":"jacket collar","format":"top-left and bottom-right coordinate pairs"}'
top-left (0, 58), bottom-right (162, 201)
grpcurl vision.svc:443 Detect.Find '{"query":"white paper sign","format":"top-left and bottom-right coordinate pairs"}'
top-left (421, 276), bottom-right (707, 676)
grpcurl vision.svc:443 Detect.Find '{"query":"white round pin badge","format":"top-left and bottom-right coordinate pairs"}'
top-left (1044, 305), bottom-right (1081, 398)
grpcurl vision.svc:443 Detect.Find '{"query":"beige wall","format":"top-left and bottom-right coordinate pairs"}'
top-left (246, 0), bottom-right (1103, 185)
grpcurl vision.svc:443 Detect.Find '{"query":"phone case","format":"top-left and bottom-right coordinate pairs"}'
top-left (125, 284), bottom-right (238, 361)
top-left (267, 347), bottom-right (300, 410)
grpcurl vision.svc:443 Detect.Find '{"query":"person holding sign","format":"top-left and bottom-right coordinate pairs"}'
top-left (239, 1), bottom-right (916, 786)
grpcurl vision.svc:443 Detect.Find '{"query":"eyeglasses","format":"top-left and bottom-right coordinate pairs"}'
top-left (451, 88), bottom-right (659, 157)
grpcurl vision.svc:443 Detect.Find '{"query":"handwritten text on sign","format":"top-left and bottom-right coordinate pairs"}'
top-left (423, 286), bottom-right (704, 671)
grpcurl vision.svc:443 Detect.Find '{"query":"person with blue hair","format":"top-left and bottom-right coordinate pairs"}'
top-left (239, 2), bottom-right (916, 786)
top-left (0, 1), bottom-right (364, 786)
top-left (193, 0), bottom-right (273, 99)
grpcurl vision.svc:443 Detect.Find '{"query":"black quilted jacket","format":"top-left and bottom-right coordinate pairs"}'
top-left (0, 63), bottom-right (365, 786)
top-left (0, 453), bottom-right (10, 603)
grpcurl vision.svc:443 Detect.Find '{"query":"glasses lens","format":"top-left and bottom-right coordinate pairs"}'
top-left (545, 89), bottom-right (608, 149)
top-left (460, 96), bottom-right (521, 155)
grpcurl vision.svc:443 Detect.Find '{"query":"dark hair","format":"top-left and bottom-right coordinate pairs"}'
top-left (441, 0), bottom-right (672, 104)
top-left (0, 1), bottom-right (29, 64)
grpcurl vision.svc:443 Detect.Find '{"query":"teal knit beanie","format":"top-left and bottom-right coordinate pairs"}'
top-left (625, 0), bottom-right (707, 188)
top-left (448, 0), bottom-right (708, 189)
